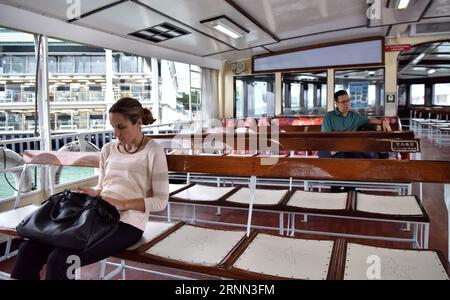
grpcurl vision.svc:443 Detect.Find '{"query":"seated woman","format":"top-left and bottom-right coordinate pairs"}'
top-left (12, 97), bottom-right (169, 280)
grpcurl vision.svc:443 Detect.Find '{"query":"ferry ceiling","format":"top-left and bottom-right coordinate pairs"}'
top-left (0, 0), bottom-right (449, 71)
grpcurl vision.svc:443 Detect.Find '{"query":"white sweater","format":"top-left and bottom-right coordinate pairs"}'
top-left (95, 139), bottom-right (169, 231)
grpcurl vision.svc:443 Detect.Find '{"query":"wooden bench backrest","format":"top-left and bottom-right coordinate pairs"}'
top-left (150, 131), bottom-right (415, 139)
top-left (23, 151), bottom-right (450, 184)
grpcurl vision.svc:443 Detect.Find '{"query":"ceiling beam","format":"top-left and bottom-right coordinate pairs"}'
top-left (224, 0), bottom-right (280, 42)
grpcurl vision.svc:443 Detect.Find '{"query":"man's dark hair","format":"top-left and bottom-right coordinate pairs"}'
top-left (334, 90), bottom-right (348, 102)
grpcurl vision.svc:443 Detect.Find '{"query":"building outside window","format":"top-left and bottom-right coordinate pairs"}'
top-left (0, 29), bottom-right (203, 133)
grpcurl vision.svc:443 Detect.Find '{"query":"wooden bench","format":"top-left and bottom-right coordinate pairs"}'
top-left (1, 151), bottom-right (449, 280)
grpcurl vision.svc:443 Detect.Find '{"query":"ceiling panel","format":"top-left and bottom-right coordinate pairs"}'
top-left (136, 0), bottom-right (277, 50)
top-left (0, 0), bottom-right (119, 20)
top-left (74, 1), bottom-right (233, 56)
top-left (264, 27), bottom-right (385, 53)
top-left (369, 0), bottom-right (432, 27)
top-left (232, 0), bottom-right (367, 40)
top-left (424, 0), bottom-right (450, 18)
top-left (206, 47), bottom-right (269, 63)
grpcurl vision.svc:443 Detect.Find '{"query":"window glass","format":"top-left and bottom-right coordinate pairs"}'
top-left (282, 71), bottom-right (327, 115)
top-left (234, 75), bottom-right (275, 118)
top-left (335, 68), bottom-right (384, 116)
top-left (433, 83), bottom-right (450, 106)
top-left (410, 84), bottom-right (425, 105)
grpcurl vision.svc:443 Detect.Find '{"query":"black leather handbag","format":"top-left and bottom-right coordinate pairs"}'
top-left (17, 189), bottom-right (120, 251)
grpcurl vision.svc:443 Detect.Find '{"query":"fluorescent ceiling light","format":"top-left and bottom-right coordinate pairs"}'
top-left (213, 24), bottom-right (241, 39)
top-left (396, 0), bottom-right (410, 10)
top-left (201, 16), bottom-right (248, 39)
top-left (428, 69), bottom-right (436, 74)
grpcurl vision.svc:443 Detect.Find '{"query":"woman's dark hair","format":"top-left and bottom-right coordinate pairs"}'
top-left (109, 97), bottom-right (156, 125)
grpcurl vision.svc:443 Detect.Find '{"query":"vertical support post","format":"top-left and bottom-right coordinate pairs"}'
top-left (279, 212), bottom-right (284, 235)
top-left (99, 259), bottom-right (107, 279)
top-left (151, 58), bottom-right (160, 134)
top-left (424, 223), bottom-right (429, 249)
top-left (121, 259), bottom-right (126, 280)
top-left (34, 34), bottom-right (51, 198)
top-left (419, 182), bottom-right (424, 203)
top-left (246, 176), bottom-right (257, 237)
top-left (167, 202), bottom-right (172, 223)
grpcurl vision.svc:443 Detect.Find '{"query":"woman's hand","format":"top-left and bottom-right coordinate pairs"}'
top-left (76, 186), bottom-right (101, 197)
top-left (102, 196), bottom-right (126, 211)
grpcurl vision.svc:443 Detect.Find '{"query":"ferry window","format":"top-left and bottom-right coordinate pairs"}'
top-left (235, 79), bottom-right (244, 118)
top-left (335, 68), bottom-right (385, 116)
top-left (433, 83), bottom-right (450, 106)
top-left (282, 71), bottom-right (327, 115)
top-left (160, 60), bottom-right (202, 125)
top-left (410, 84), bottom-right (425, 105)
top-left (234, 75), bottom-right (275, 118)
top-left (190, 65), bottom-right (201, 119)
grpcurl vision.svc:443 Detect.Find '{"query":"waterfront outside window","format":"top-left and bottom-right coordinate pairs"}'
top-left (282, 71), bottom-right (327, 115)
top-left (433, 83), bottom-right (450, 106)
top-left (410, 84), bottom-right (425, 105)
top-left (234, 75), bottom-right (275, 118)
top-left (335, 68), bottom-right (385, 116)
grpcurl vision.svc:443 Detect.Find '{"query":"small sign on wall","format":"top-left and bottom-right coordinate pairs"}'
top-left (385, 44), bottom-right (411, 52)
top-left (386, 93), bottom-right (396, 103)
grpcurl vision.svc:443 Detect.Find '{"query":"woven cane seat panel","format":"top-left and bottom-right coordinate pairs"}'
top-left (233, 234), bottom-right (334, 280)
top-left (127, 221), bottom-right (176, 250)
top-left (145, 225), bottom-right (245, 266)
top-left (225, 188), bottom-right (288, 206)
top-left (356, 193), bottom-right (423, 216)
top-left (0, 205), bottom-right (40, 230)
top-left (344, 243), bottom-right (449, 280)
top-left (172, 184), bottom-right (235, 201)
top-left (287, 190), bottom-right (348, 210)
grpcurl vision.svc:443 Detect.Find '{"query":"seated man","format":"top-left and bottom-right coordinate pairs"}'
top-left (319, 90), bottom-right (391, 158)
top-left (319, 90), bottom-right (391, 191)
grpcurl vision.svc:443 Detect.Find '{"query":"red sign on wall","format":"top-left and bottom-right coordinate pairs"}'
top-left (385, 44), bottom-right (411, 52)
